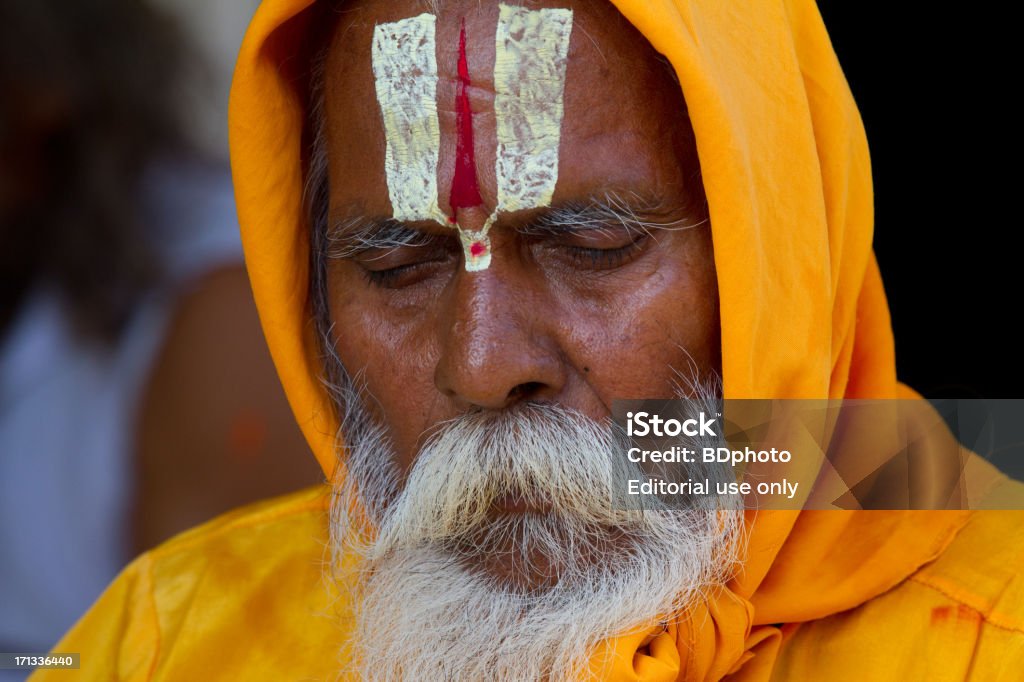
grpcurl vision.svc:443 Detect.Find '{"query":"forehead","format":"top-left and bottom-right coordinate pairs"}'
top-left (319, 0), bottom-right (692, 213)
top-left (322, 0), bottom-right (680, 113)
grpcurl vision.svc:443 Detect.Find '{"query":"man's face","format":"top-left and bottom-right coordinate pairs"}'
top-left (315, 4), bottom-right (737, 676)
top-left (321, 0), bottom-right (720, 475)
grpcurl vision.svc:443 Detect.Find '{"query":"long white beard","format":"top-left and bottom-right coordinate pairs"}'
top-left (329, 386), bottom-right (742, 681)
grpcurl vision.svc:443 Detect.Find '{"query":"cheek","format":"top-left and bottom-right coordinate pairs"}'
top-left (563, 232), bottom-right (720, 403)
top-left (326, 267), bottom-right (442, 464)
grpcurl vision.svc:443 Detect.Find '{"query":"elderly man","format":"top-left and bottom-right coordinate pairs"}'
top-left (36, 0), bottom-right (1023, 680)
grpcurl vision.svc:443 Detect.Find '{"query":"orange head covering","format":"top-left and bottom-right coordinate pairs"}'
top-left (229, 0), bottom-right (970, 678)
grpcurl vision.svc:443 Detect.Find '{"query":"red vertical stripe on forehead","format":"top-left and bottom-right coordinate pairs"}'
top-left (449, 18), bottom-right (483, 217)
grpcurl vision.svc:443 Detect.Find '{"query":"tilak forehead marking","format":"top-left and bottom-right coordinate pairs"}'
top-left (450, 18), bottom-right (491, 272)
top-left (493, 5), bottom-right (573, 214)
top-left (371, 13), bottom-right (447, 224)
top-left (371, 6), bottom-right (575, 272)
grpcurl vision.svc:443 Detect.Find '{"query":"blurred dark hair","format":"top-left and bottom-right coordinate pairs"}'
top-left (0, 0), bottom-right (187, 342)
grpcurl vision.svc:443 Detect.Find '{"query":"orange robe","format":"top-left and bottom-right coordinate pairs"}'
top-left (34, 0), bottom-right (1024, 678)
top-left (33, 489), bottom-right (1024, 680)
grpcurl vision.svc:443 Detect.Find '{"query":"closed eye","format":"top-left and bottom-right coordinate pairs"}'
top-left (325, 217), bottom-right (459, 288)
top-left (557, 229), bottom-right (651, 270)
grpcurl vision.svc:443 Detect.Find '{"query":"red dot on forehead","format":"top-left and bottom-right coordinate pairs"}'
top-left (470, 241), bottom-right (486, 257)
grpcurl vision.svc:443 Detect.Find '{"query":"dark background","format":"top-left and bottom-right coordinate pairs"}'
top-left (816, 2), bottom-right (1018, 398)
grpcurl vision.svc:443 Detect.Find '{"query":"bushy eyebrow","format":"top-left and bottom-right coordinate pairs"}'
top-left (325, 217), bottom-right (441, 260)
top-left (520, 191), bottom-right (706, 240)
top-left (326, 191), bottom-right (705, 259)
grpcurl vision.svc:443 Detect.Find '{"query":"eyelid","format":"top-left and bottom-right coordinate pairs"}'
top-left (356, 239), bottom-right (454, 269)
top-left (573, 227), bottom-right (649, 250)
top-left (361, 251), bottom-right (455, 288)
top-left (362, 260), bottom-right (433, 287)
top-left (553, 229), bottom-right (651, 271)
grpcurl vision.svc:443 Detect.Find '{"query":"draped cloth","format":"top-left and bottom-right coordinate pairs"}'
top-left (32, 1), bottom-right (1023, 680)
top-left (225, 0), bottom-right (1012, 679)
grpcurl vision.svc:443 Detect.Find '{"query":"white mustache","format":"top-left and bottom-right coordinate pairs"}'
top-left (373, 405), bottom-right (636, 552)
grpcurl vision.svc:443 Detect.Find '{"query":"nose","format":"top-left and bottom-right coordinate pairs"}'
top-left (433, 243), bottom-right (566, 411)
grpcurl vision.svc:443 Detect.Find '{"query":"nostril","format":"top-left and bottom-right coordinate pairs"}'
top-left (507, 381), bottom-right (545, 403)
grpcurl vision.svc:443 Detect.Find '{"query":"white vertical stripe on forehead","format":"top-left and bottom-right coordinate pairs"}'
top-left (372, 14), bottom-right (446, 223)
top-left (493, 5), bottom-right (574, 214)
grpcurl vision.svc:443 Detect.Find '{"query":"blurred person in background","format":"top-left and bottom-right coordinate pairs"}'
top-left (0, 0), bottom-right (319, 669)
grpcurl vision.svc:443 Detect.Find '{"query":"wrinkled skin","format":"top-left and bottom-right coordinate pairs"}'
top-left (322, 0), bottom-right (720, 476)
